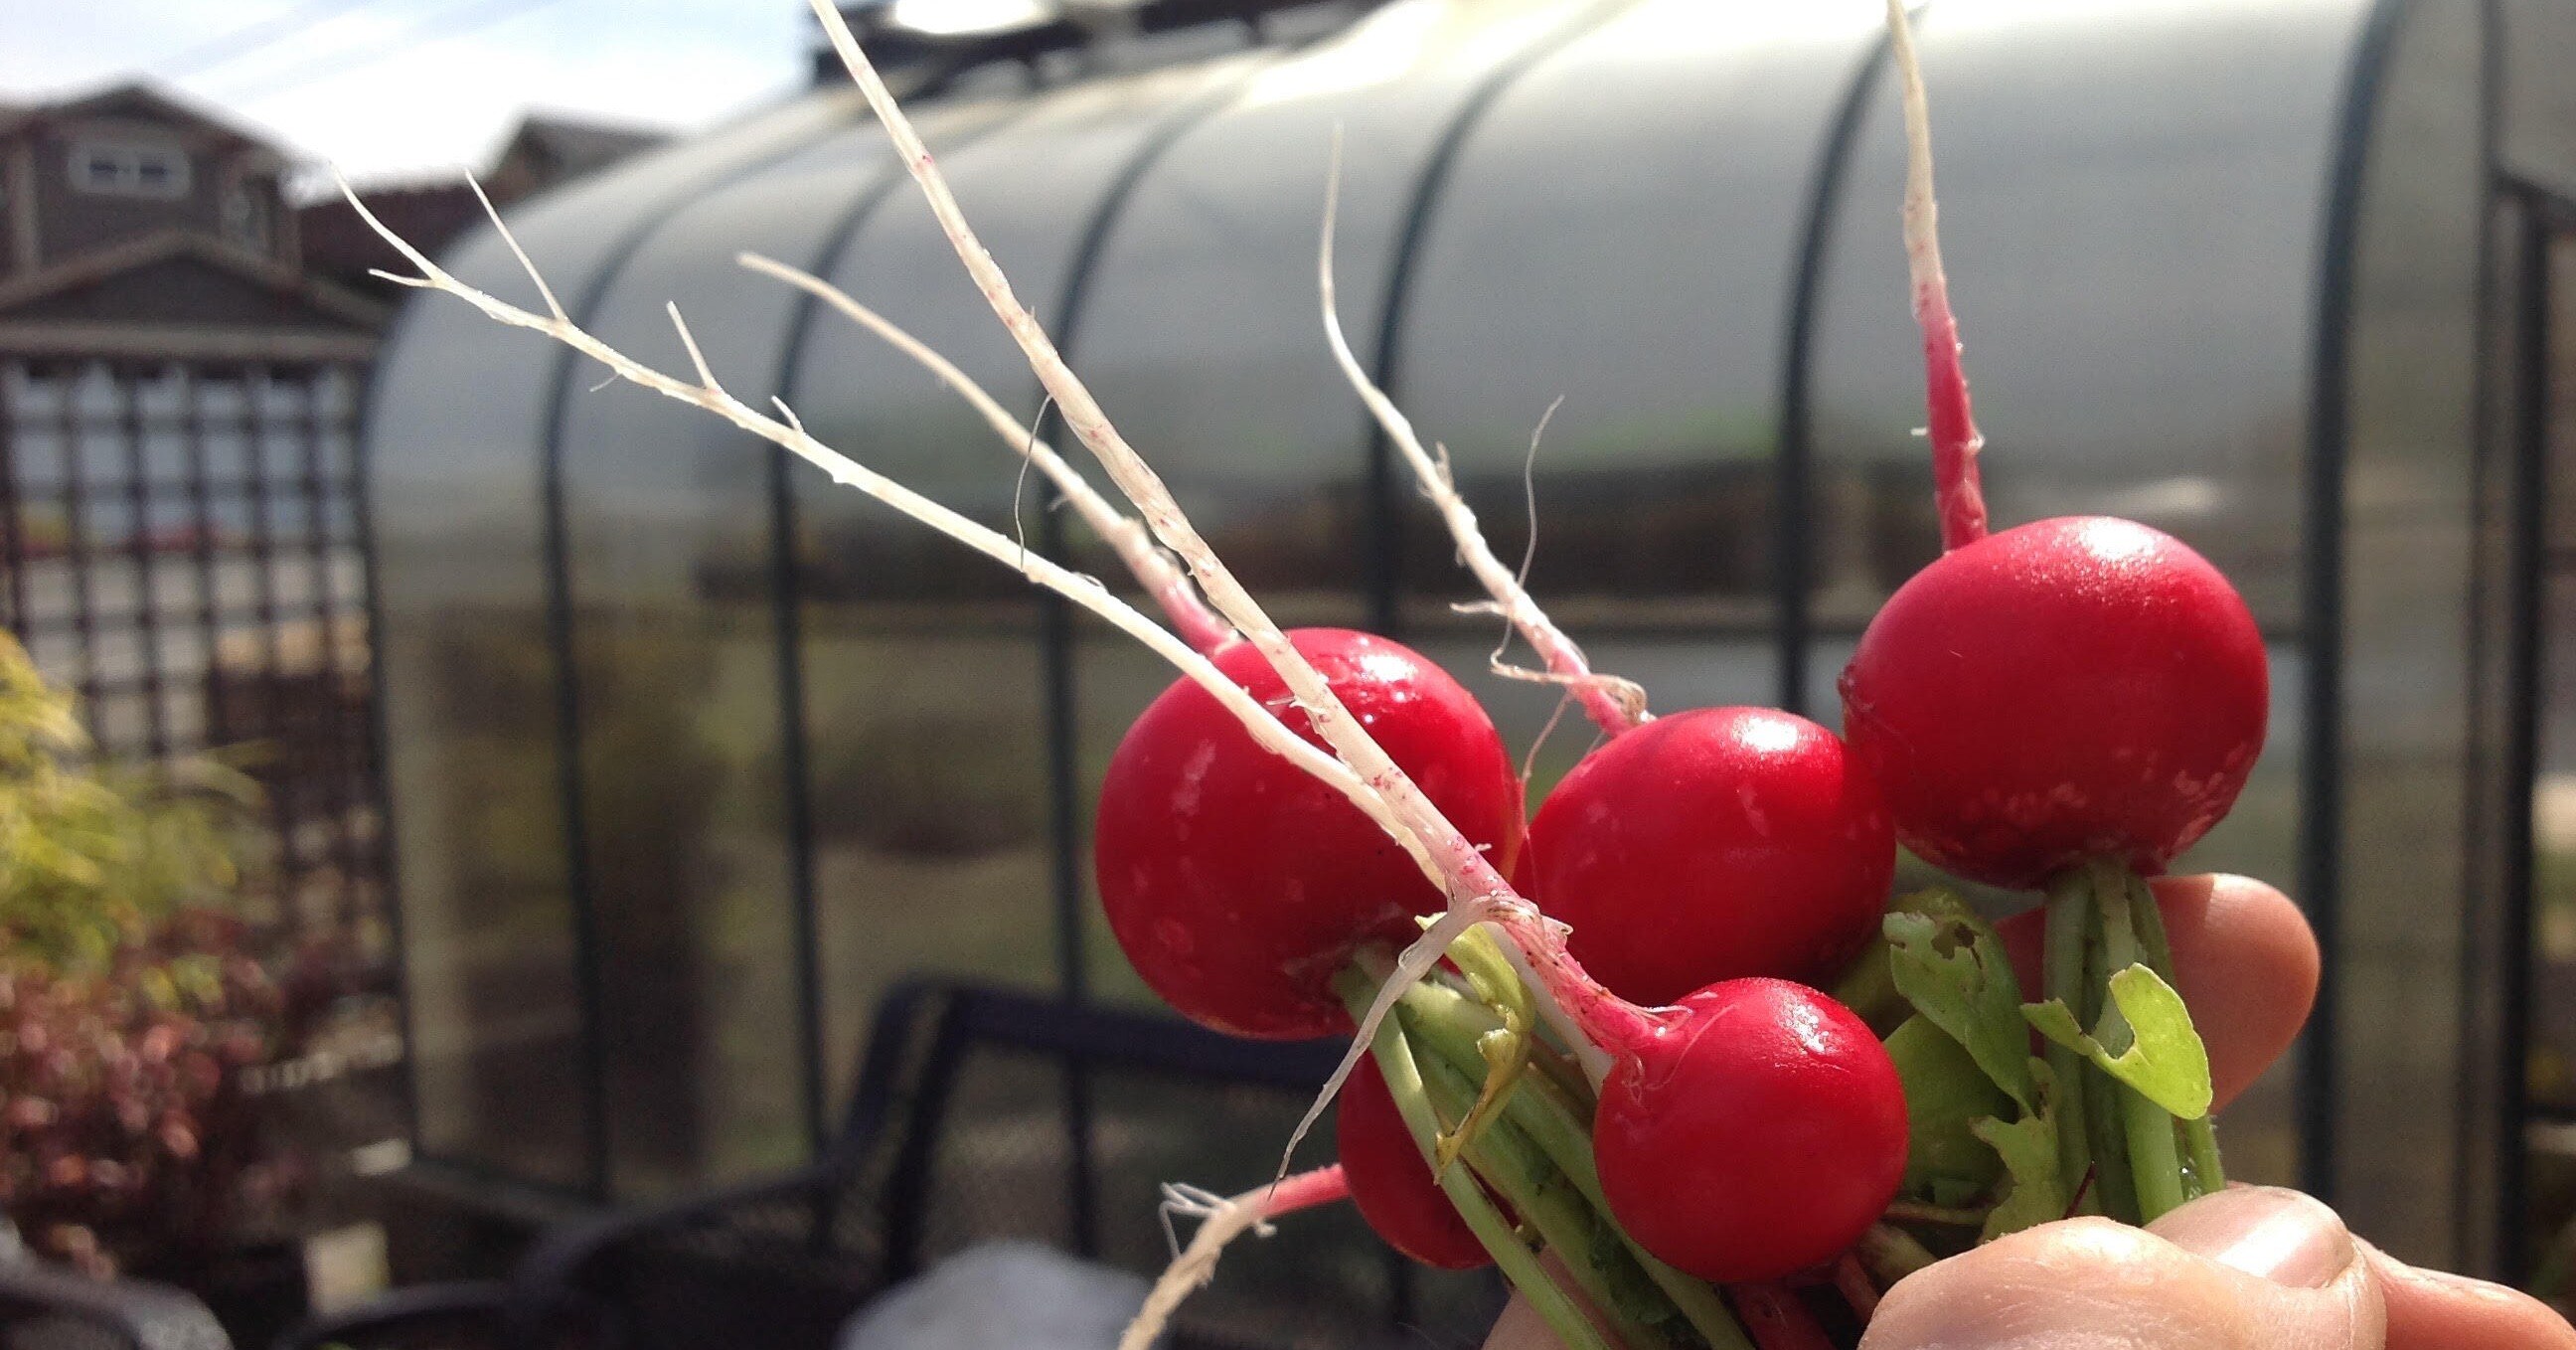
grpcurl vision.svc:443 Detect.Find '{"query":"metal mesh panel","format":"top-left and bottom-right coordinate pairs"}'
top-left (0, 357), bottom-right (385, 932)
top-left (0, 354), bottom-right (404, 1229)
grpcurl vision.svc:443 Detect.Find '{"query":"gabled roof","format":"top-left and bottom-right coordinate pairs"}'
top-left (0, 229), bottom-right (385, 360)
top-left (296, 182), bottom-right (489, 289)
top-left (497, 113), bottom-right (668, 176)
top-left (0, 82), bottom-right (285, 161)
top-left (473, 111), bottom-right (669, 208)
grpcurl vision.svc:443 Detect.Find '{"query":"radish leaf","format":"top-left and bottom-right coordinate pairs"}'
top-left (1972, 1059), bottom-right (2066, 1241)
top-left (1884, 891), bottom-right (2034, 1110)
top-left (1886, 1015), bottom-right (2011, 1207)
top-left (2021, 965), bottom-right (2213, 1119)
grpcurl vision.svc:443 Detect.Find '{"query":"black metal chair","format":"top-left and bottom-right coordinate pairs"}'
top-left (0, 1225), bottom-right (233, 1350)
top-left (283, 978), bottom-right (1501, 1350)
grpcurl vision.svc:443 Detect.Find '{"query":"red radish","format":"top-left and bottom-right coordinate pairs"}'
top-left (1588, 978), bottom-right (1908, 1283)
top-left (1838, 517), bottom-right (2268, 890)
top-left (1336, 1056), bottom-right (1492, 1270)
top-left (1524, 707), bottom-right (1893, 1006)
top-left (1094, 628), bottom-right (1522, 1040)
top-left (1854, 8), bottom-right (2267, 890)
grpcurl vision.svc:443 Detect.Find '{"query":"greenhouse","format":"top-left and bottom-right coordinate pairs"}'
top-left (363, 0), bottom-right (2576, 1301)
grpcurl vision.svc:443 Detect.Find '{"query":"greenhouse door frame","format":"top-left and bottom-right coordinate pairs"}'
top-left (2490, 175), bottom-right (2576, 1284)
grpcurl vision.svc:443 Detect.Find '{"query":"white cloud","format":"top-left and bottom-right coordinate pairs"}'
top-left (0, 0), bottom-right (813, 185)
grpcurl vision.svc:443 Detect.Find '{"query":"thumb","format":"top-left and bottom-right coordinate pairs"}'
top-left (1863, 1187), bottom-right (2383, 1349)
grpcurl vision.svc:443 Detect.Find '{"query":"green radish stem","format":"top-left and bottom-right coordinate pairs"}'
top-left (2180, 1108), bottom-right (2226, 1200)
top-left (1411, 1044), bottom-right (1677, 1350)
top-left (2126, 874), bottom-right (2225, 1195)
top-left (2094, 868), bottom-right (2187, 1222)
top-left (1853, 1225), bottom-right (1939, 1287)
top-left (1399, 978), bottom-right (1756, 1350)
top-left (1436, 925), bottom-right (1541, 1171)
top-left (1345, 975), bottom-right (1615, 1350)
top-left (2077, 893), bottom-right (2143, 1225)
top-left (2040, 873), bottom-right (2097, 1207)
top-left (1451, 928), bottom-right (1600, 1110)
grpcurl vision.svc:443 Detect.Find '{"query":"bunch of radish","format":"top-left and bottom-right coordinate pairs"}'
top-left (345, 0), bottom-right (2267, 1345)
top-left (1084, 8), bottom-right (2256, 1343)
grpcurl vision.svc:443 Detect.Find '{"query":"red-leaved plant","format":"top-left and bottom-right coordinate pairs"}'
top-left (0, 633), bottom-right (286, 1275)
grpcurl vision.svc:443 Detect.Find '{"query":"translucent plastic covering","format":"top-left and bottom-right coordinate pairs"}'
top-left (548, 95), bottom-right (1030, 1193)
top-left (1399, 0), bottom-right (1886, 766)
top-left (371, 94), bottom-right (859, 1188)
top-left (1812, 0), bottom-right (2368, 629)
top-left (780, 49), bottom-right (1279, 1108)
top-left (2329, 0), bottom-right (2489, 1267)
top-left (1405, 0), bottom-right (1881, 592)
top-left (1070, 0), bottom-right (1607, 615)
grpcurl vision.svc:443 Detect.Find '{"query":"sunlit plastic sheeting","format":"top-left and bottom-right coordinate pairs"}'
top-left (374, 93), bottom-right (856, 600)
top-left (370, 93), bottom-right (860, 1190)
top-left (550, 104), bottom-right (1013, 1195)
top-left (1405, 0), bottom-right (1876, 467)
top-left (558, 110), bottom-right (939, 608)
top-left (1394, 0), bottom-right (1884, 635)
top-left (1811, 0), bottom-right (2369, 628)
top-left (2332, 0), bottom-right (2488, 1270)
top-left (789, 52), bottom-right (1272, 521)
top-left (782, 51), bottom-right (1277, 1116)
top-left (1067, 0), bottom-right (1604, 609)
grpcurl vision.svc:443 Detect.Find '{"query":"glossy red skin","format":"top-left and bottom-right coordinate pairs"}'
top-left (1839, 517), bottom-right (2269, 891)
top-left (1337, 1057), bottom-right (1492, 1270)
top-left (1593, 978), bottom-right (1908, 1283)
top-left (1094, 629), bottom-right (1521, 1039)
top-left (1525, 708), bottom-right (1894, 1007)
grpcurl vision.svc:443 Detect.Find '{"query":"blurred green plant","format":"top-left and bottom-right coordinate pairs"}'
top-left (0, 632), bottom-right (283, 1275)
top-left (0, 632), bottom-right (261, 974)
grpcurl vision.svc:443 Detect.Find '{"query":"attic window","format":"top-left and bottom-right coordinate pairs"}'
top-left (70, 141), bottom-right (191, 200)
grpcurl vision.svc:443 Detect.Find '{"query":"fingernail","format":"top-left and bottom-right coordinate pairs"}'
top-left (2147, 1186), bottom-right (2355, 1289)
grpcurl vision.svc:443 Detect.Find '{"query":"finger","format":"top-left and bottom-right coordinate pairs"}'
top-left (1480, 1254), bottom-right (1617, 1350)
top-left (1999, 873), bottom-right (2318, 1108)
top-left (2364, 1241), bottom-right (2576, 1350)
top-left (1481, 1294), bottom-right (1558, 1350)
top-left (1863, 1186), bottom-right (2382, 1349)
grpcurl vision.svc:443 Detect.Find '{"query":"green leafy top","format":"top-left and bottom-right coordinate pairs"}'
top-left (1883, 889), bottom-right (2033, 1110)
top-left (1971, 1059), bottom-right (2068, 1241)
top-left (0, 634), bottom-right (259, 974)
top-left (2022, 964), bottom-right (2214, 1120)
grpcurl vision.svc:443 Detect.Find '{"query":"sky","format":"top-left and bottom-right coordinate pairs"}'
top-left (0, 0), bottom-right (819, 193)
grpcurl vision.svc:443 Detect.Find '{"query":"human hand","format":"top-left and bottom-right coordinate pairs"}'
top-left (1481, 875), bottom-right (2576, 1349)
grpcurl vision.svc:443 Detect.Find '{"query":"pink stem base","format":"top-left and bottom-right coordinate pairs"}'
top-left (1730, 1283), bottom-right (1839, 1350)
top-left (1915, 279), bottom-right (1988, 553)
top-left (1833, 1253), bottom-right (1881, 1321)
top-left (1260, 1163), bottom-right (1351, 1219)
top-left (1488, 904), bottom-right (1665, 1068)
